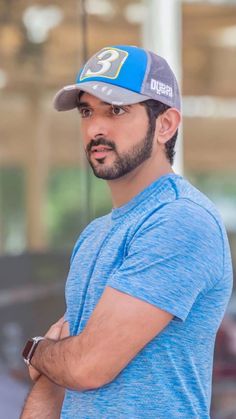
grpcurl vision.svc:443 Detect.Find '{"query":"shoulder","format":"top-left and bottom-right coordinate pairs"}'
top-left (136, 198), bottom-right (223, 241)
top-left (172, 175), bottom-right (224, 227)
top-left (130, 198), bottom-right (224, 274)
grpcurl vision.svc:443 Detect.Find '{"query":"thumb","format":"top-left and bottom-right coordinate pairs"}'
top-left (60, 321), bottom-right (70, 339)
top-left (45, 317), bottom-right (65, 340)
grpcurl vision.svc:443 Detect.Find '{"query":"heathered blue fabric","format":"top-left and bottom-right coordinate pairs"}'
top-left (61, 173), bottom-right (233, 419)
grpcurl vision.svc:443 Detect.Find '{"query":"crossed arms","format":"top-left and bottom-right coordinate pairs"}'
top-left (21, 286), bottom-right (173, 417)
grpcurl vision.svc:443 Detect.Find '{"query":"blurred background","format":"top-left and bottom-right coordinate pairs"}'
top-left (0, 0), bottom-right (236, 417)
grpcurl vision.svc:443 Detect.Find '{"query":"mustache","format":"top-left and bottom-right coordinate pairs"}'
top-left (87, 138), bottom-right (116, 153)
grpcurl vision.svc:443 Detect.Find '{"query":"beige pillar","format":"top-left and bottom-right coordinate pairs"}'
top-left (142, 0), bottom-right (183, 174)
top-left (25, 93), bottom-right (49, 251)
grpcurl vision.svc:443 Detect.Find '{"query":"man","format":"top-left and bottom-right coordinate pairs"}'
top-left (21, 45), bottom-right (233, 418)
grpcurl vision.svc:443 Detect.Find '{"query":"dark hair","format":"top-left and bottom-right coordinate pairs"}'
top-left (141, 100), bottom-right (178, 165)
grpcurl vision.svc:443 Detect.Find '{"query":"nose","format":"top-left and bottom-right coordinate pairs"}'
top-left (86, 115), bottom-right (110, 140)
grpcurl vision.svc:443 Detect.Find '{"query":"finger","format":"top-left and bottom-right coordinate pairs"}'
top-left (60, 321), bottom-right (70, 339)
top-left (49, 316), bottom-right (65, 331)
top-left (45, 327), bottom-right (61, 340)
top-left (54, 316), bottom-right (65, 325)
top-left (45, 317), bottom-right (65, 340)
top-left (29, 365), bottom-right (41, 382)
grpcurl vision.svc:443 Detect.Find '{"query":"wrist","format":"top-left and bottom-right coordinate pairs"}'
top-left (22, 337), bottom-right (45, 366)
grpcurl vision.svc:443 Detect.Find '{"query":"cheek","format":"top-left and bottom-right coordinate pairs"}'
top-left (118, 116), bottom-right (149, 147)
top-left (80, 122), bottom-right (89, 149)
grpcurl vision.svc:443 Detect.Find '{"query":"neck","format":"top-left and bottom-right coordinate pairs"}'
top-left (107, 154), bottom-right (174, 208)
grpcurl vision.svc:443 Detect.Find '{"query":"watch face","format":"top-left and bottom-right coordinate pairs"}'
top-left (22, 339), bottom-right (34, 360)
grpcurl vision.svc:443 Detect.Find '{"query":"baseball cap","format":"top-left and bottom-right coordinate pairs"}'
top-left (54, 45), bottom-right (181, 112)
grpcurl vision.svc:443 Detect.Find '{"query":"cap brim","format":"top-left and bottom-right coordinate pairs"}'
top-left (53, 81), bottom-right (150, 111)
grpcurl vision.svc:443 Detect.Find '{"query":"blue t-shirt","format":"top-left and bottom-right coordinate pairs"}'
top-left (61, 173), bottom-right (233, 419)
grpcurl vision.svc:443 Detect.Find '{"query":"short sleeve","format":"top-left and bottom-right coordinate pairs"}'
top-left (107, 200), bottom-right (224, 321)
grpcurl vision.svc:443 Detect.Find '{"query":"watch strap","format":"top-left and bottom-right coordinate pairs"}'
top-left (22, 336), bottom-right (45, 366)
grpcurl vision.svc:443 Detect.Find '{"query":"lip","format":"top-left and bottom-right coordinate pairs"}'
top-left (90, 145), bottom-right (113, 159)
top-left (91, 146), bottom-right (113, 152)
top-left (92, 149), bottom-right (113, 159)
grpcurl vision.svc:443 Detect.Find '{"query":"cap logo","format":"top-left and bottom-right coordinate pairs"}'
top-left (150, 78), bottom-right (173, 98)
top-left (80, 47), bottom-right (128, 81)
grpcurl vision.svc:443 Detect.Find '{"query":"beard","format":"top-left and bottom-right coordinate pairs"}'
top-left (85, 123), bottom-right (155, 180)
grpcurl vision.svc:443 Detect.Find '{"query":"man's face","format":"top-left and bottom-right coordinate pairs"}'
top-left (78, 93), bottom-right (156, 180)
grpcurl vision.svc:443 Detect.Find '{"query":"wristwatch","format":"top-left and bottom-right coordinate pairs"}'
top-left (22, 336), bottom-right (45, 366)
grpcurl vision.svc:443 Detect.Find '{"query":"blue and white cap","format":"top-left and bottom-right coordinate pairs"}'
top-left (54, 45), bottom-right (181, 111)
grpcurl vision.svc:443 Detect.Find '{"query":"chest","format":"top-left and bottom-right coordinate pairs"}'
top-left (65, 220), bottom-right (131, 335)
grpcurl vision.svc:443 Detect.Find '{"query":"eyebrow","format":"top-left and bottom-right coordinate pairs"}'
top-left (77, 100), bottom-right (110, 109)
top-left (77, 101), bottom-right (131, 109)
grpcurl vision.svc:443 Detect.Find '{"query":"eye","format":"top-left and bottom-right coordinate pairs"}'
top-left (79, 107), bottom-right (92, 118)
top-left (111, 106), bottom-right (126, 116)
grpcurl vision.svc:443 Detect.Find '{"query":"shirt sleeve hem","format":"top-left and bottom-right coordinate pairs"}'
top-left (107, 283), bottom-right (189, 322)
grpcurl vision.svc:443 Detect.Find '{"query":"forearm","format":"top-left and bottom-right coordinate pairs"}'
top-left (20, 375), bottom-right (65, 419)
top-left (31, 336), bottom-right (91, 390)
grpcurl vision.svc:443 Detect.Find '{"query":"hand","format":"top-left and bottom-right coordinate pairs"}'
top-left (29, 316), bottom-right (69, 382)
top-left (59, 318), bottom-right (70, 340)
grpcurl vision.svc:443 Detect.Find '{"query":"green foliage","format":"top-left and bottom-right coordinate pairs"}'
top-left (0, 167), bottom-right (26, 253)
top-left (187, 172), bottom-right (236, 200)
top-left (46, 167), bottom-right (111, 250)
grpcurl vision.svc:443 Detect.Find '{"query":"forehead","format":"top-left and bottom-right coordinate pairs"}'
top-left (79, 92), bottom-right (143, 112)
top-left (79, 92), bottom-right (110, 107)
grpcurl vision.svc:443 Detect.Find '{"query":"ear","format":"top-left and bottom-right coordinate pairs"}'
top-left (156, 108), bottom-right (181, 145)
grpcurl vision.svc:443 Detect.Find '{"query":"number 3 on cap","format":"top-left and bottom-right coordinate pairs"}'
top-left (80, 48), bottom-right (128, 80)
top-left (86, 50), bottom-right (119, 76)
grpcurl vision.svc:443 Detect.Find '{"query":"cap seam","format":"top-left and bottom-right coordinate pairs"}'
top-left (140, 49), bottom-right (152, 94)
